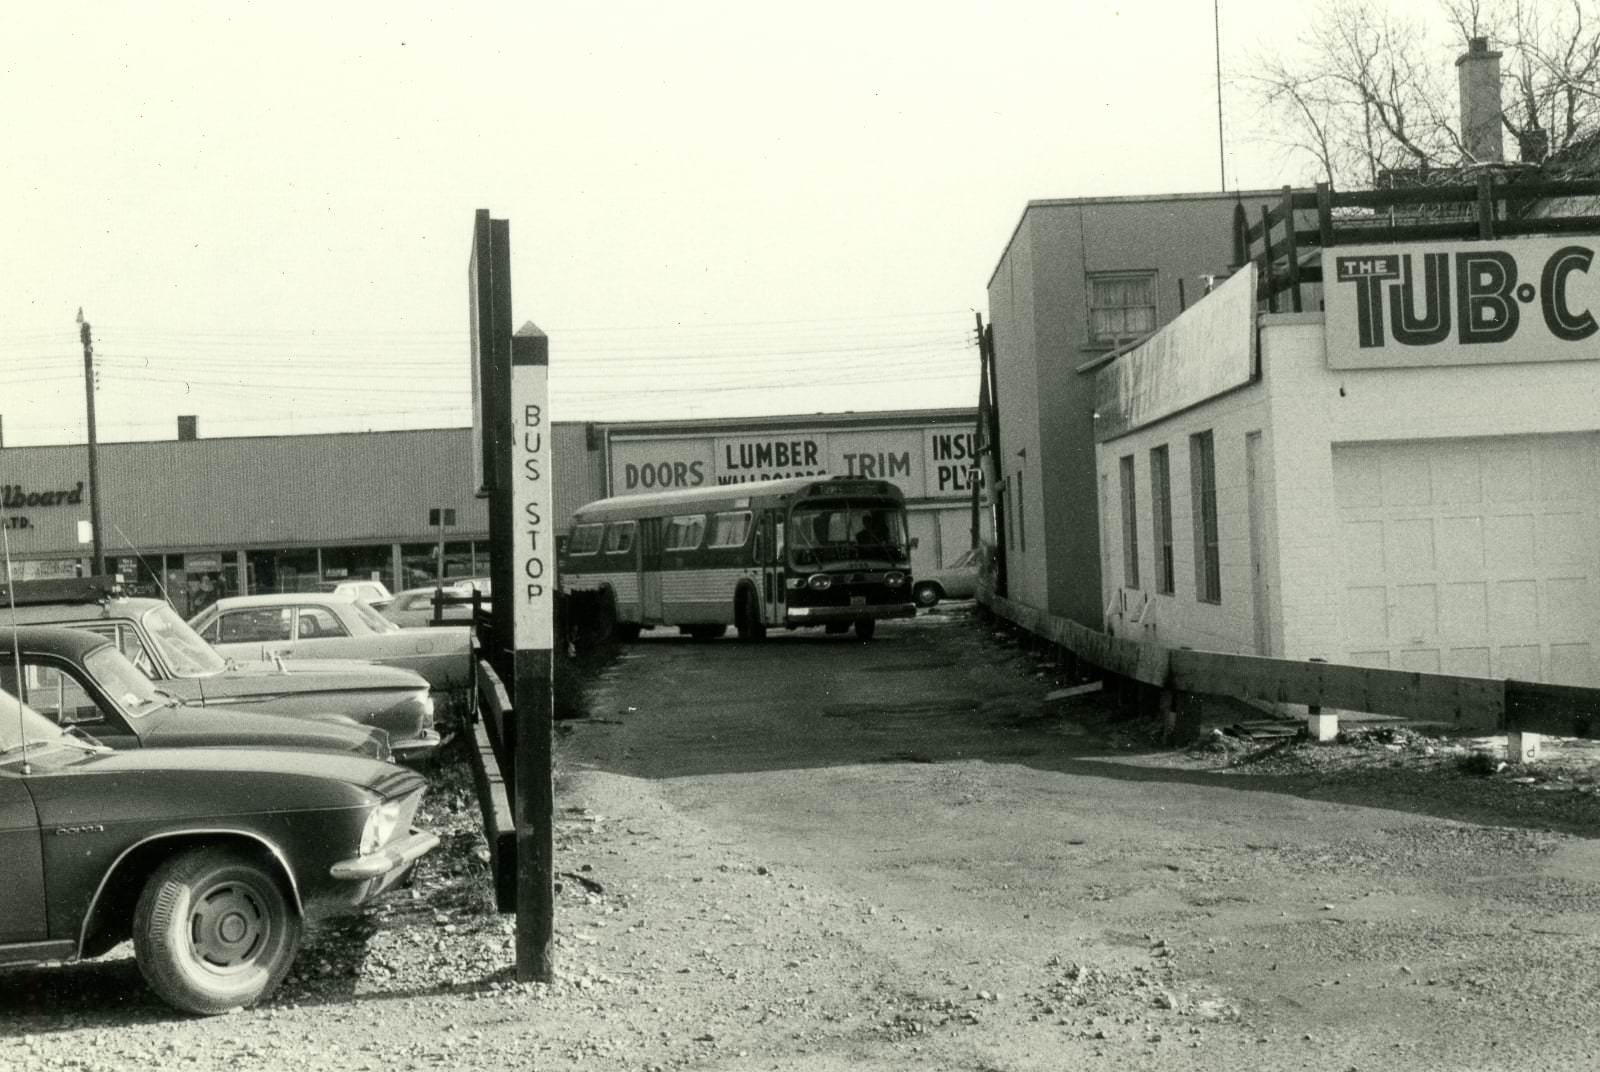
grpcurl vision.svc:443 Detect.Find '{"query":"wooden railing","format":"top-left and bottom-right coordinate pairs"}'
top-left (1237, 177), bottom-right (1600, 315)
top-left (982, 589), bottom-right (1600, 739)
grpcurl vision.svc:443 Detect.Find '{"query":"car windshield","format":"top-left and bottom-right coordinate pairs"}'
top-left (0, 689), bottom-right (78, 754)
top-left (141, 603), bottom-right (228, 677)
top-left (789, 500), bottom-right (908, 566)
top-left (349, 599), bottom-right (401, 634)
top-left (84, 646), bottom-right (172, 719)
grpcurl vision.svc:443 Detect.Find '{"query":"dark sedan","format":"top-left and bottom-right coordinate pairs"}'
top-left (0, 703), bottom-right (438, 1014)
top-left (0, 626), bottom-right (392, 759)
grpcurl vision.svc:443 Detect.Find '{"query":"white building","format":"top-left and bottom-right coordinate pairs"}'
top-left (1096, 231), bottom-right (1600, 688)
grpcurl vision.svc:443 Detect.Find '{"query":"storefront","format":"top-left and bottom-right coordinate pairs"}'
top-left (0, 429), bottom-right (500, 617)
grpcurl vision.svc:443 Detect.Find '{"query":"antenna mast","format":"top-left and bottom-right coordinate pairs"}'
top-left (1214, 0), bottom-right (1228, 191)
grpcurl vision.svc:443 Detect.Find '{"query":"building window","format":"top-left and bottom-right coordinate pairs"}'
top-left (1088, 272), bottom-right (1157, 346)
top-left (1118, 455), bottom-right (1139, 589)
top-left (1190, 431), bottom-right (1221, 604)
top-left (1150, 445), bottom-right (1174, 595)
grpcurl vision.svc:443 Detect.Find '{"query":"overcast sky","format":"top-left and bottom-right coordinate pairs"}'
top-left (1, 1), bottom-right (1456, 447)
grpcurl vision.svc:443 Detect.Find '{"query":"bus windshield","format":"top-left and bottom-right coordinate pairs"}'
top-left (789, 500), bottom-right (907, 566)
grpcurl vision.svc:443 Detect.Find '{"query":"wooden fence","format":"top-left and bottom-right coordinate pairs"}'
top-left (982, 590), bottom-right (1600, 739)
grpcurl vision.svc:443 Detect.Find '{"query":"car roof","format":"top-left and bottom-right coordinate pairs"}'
top-left (2, 595), bottom-right (167, 622)
top-left (1, 624), bottom-right (115, 658)
top-left (208, 593), bottom-right (352, 610)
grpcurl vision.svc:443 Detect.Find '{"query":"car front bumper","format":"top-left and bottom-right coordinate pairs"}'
top-left (785, 603), bottom-right (916, 625)
top-left (329, 829), bottom-right (441, 899)
top-left (389, 727), bottom-right (444, 764)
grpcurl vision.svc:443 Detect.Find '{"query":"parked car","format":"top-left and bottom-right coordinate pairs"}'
top-left (0, 626), bottom-right (391, 759)
top-left (0, 579), bottom-right (441, 762)
top-left (0, 704), bottom-right (438, 1014)
top-left (322, 579), bottom-right (394, 609)
top-left (190, 592), bottom-right (471, 693)
top-left (382, 580), bottom-right (490, 629)
top-left (913, 548), bottom-right (979, 607)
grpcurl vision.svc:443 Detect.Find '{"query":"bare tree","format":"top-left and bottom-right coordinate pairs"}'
top-left (1246, 0), bottom-right (1600, 188)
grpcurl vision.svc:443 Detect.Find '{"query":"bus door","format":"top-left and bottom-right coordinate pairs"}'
top-left (759, 508), bottom-right (785, 625)
top-left (639, 517), bottom-right (664, 624)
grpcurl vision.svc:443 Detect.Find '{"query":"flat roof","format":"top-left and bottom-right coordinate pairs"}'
top-left (985, 187), bottom-right (1296, 289)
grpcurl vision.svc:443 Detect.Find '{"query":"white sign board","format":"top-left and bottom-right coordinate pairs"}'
top-left (1324, 236), bottom-right (1600, 369)
top-left (511, 357), bottom-right (553, 650)
top-left (607, 423), bottom-right (979, 501)
top-left (1093, 264), bottom-right (1257, 442)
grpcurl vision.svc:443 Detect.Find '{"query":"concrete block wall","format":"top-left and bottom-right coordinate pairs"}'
top-left (1254, 316), bottom-right (1345, 663)
top-left (1096, 381), bottom-right (1273, 656)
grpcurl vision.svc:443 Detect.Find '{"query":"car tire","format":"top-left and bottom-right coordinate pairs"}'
top-left (133, 846), bottom-right (301, 1016)
top-left (854, 618), bottom-right (877, 641)
top-left (735, 588), bottom-right (766, 642)
top-left (913, 582), bottom-right (943, 608)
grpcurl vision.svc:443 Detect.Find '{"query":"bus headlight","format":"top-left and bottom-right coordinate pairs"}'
top-left (883, 572), bottom-right (906, 587)
top-left (807, 573), bottom-right (833, 591)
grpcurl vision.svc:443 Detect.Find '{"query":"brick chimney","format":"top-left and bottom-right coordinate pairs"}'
top-left (1457, 36), bottom-right (1504, 165)
top-left (178, 415), bottom-right (198, 441)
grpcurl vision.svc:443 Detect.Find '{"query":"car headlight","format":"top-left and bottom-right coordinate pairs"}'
top-left (807, 574), bottom-right (833, 591)
top-left (359, 799), bottom-right (405, 856)
top-left (884, 571), bottom-right (906, 587)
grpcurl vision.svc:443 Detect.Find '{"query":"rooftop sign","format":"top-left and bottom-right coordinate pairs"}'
top-left (1324, 236), bottom-right (1600, 369)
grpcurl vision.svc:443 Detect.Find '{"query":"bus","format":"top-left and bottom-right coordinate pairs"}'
top-left (559, 475), bottom-right (916, 641)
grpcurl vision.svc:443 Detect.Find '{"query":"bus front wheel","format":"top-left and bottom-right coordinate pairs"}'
top-left (736, 589), bottom-right (767, 642)
top-left (854, 618), bottom-right (877, 641)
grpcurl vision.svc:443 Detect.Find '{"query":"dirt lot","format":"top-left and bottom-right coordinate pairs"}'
top-left (6, 605), bottom-right (1600, 1070)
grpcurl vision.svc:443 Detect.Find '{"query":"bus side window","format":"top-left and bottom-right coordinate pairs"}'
top-left (753, 526), bottom-right (764, 563)
top-left (775, 521), bottom-right (785, 562)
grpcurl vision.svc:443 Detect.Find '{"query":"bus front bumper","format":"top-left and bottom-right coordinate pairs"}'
top-left (785, 603), bottom-right (916, 625)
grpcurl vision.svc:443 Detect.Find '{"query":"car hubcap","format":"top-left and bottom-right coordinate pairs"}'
top-left (190, 881), bottom-right (268, 970)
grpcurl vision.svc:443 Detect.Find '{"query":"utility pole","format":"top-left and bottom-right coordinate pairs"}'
top-left (77, 309), bottom-right (105, 577)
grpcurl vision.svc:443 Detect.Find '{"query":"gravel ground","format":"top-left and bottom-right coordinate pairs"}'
top-left (5, 607), bottom-right (1600, 1071)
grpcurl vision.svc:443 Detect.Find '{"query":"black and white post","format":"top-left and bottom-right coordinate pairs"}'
top-left (509, 325), bottom-right (554, 982)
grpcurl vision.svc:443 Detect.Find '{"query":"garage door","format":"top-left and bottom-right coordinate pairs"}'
top-left (1335, 435), bottom-right (1600, 686)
